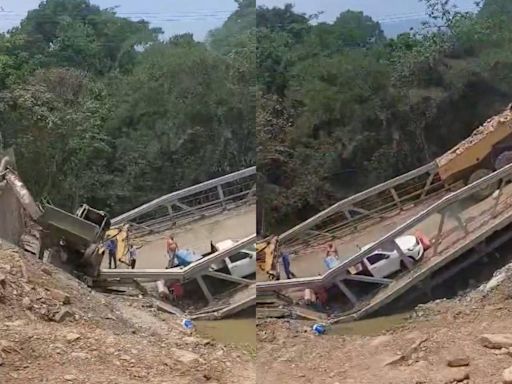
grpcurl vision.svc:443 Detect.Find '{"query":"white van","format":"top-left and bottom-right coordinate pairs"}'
top-left (210, 239), bottom-right (256, 278)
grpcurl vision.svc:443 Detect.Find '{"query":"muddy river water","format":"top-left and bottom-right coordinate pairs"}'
top-left (196, 317), bottom-right (256, 347)
top-left (329, 313), bottom-right (410, 336)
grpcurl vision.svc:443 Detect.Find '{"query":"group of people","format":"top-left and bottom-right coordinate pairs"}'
top-left (105, 238), bottom-right (139, 270)
top-left (277, 242), bottom-right (341, 279)
top-left (105, 234), bottom-right (180, 270)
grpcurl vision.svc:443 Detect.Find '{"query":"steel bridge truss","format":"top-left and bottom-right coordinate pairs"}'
top-left (111, 167), bottom-right (256, 236)
top-left (258, 163), bottom-right (512, 320)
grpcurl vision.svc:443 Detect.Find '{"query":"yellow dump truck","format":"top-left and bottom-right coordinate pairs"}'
top-left (436, 104), bottom-right (512, 199)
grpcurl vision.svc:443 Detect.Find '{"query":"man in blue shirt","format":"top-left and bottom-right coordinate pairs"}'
top-left (106, 239), bottom-right (117, 269)
top-left (280, 251), bottom-right (296, 279)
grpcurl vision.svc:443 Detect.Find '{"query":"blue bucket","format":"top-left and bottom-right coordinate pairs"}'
top-left (182, 318), bottom-right (194, 330)
top-left (312, 323), bottom-right (326, 335)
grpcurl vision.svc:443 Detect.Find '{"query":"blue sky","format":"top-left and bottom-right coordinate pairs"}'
top-left (0, 0), bottom-right (480, 39)
top-left (0, 0), bottom-right (238, 40)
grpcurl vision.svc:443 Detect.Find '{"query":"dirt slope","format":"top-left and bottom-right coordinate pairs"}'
top-left (0, 241), bottom-right (255, 384)
top-left (257, 263), bottom-right (512, 384)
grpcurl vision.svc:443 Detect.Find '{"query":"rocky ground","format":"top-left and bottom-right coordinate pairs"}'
top-left (0, 241), bottom-right (255, 384)
top-left (257, 263), bottom-right (512, 384)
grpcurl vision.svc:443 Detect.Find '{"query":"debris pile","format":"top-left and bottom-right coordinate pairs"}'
top-left (257, 260), bottom-right (512, 384)
top-left (0, 241), bottom-right (254, 384)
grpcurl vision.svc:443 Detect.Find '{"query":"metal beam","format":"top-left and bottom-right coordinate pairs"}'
top-left (112, 167), bottom-right (255, 225)
top-left (196, 275), bottom-right (213, 303)
top-left (258, 162), bottom-right (512, 292)
top-left (279, 162), bottom-right (438, 242)
top-left (420, 172), bottom-right (436, 199)
top-left (344, 274), bottom-right (393, 285)
top-left (390, 187), bottom-right (402, 210)
top-left (206, 271), bottom-right (254, 285)
top-left (336, 280), bottom-right (357, 305)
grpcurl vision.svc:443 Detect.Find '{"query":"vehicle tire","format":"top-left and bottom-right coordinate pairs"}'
top-left (467, 168), bottom-right (497, 201)
top-left (495, 151), bottom-right (512, 170)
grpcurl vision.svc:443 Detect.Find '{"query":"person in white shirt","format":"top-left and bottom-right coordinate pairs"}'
top-left (128, 244), bottom-right (138, 269)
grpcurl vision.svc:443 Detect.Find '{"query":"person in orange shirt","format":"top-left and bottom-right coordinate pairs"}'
top-left (166, 236), bottom-right (178, 269)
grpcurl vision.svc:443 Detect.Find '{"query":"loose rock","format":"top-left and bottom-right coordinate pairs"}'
top-left (53, 308), bottom-right (74, 323)
top-left (479, 334), bottom-right (512, 349)
top-left (21, 297), bottom-right (31, 309)
top-left (65, 333), bottom-right (81, 342)
top-left (447, 355), bottom-right (470, 367)
top-left (503, 365), bottom-right (512, 383)
top-left (48, 288), bottom-right (70, 305)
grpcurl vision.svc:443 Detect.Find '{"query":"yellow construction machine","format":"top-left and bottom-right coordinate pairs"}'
top-left (435, 104), bottom-right (512, 199)
top-left (256, 235), bottom-right (280, 280)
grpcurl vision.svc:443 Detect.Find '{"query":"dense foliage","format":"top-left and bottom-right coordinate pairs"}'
top-left (257, 0), bottom-right (512, 233)
top-left (0, 0), bottom-right (255, 214)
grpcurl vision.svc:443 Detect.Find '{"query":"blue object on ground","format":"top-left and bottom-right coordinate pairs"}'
top-left (324, 255), bottom-right (340, 270)
top-left (182, 318), bottom-right (194, 330)
top-left (312, 323), bottom-right (326, 335)
top-left (175, 249), bottom-right (202, 266)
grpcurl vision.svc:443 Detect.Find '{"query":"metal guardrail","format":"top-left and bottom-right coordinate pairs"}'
top-left (99, 234), bottom-right (256, 281)
top-left (111, 167), bottom-right (256, 233)
top-left (258, 161), bottom-right (512, 292)
top-left (279, 162), bottom-right (442, 252)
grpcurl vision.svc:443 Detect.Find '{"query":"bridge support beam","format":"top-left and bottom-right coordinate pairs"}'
top-left (217, 185), bottom-right (226, 211)
top-left (206, 271), bottom-right (254, 285)
top-left (432, 211), bottom-right (447, 257)
top-left (196, 275), bottom-right (214, 304)
top-left (336, 279), bottom-right (357, 305)
top-left (344, 274), bottom-right (393, 285)
top-left (492, 179), bottom-right (506, 217)
top-left (454, 213), bottom-right (469, 236)
top-left (420, 171), bottom-right (436, 199)
top-left (390, 187), bottom-right (402, 210)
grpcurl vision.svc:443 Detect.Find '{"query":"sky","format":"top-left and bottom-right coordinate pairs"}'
top-left (0, 0), bottom-right (238, 40)
top-left (0, 0), bottom-right (481, 40)
top-left (259, 0), bottom-right (480, 37)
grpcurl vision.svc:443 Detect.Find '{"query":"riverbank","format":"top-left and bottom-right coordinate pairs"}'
top-left (0, 242), bottom-right (255, 384)
top-left (256, 263), bottom-right (512, 383)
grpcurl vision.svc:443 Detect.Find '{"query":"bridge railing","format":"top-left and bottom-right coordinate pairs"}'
top-left (258, 162), bottom-right (512, 301)
top-left (279, 162), bottom-right (445, 252)
top-left (112, 167), bottom-right (256, 235)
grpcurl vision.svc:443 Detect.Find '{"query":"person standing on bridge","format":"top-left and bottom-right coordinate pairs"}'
top-left (106, 238), bottom-right (117, 269)
top-left (324, 242), bottom-right (340, 270)
top-left (280, 250), bottom-right (296, 279)
top-left (128, 244), bottom-right (138, 269)
top-left (166, 236), bottom-right (178, 269)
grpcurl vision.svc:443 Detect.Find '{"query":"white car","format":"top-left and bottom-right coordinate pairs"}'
top-left (210, 239), bottom-right (256, 278)
top-left (353, 235), bottom-right (425, 279)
